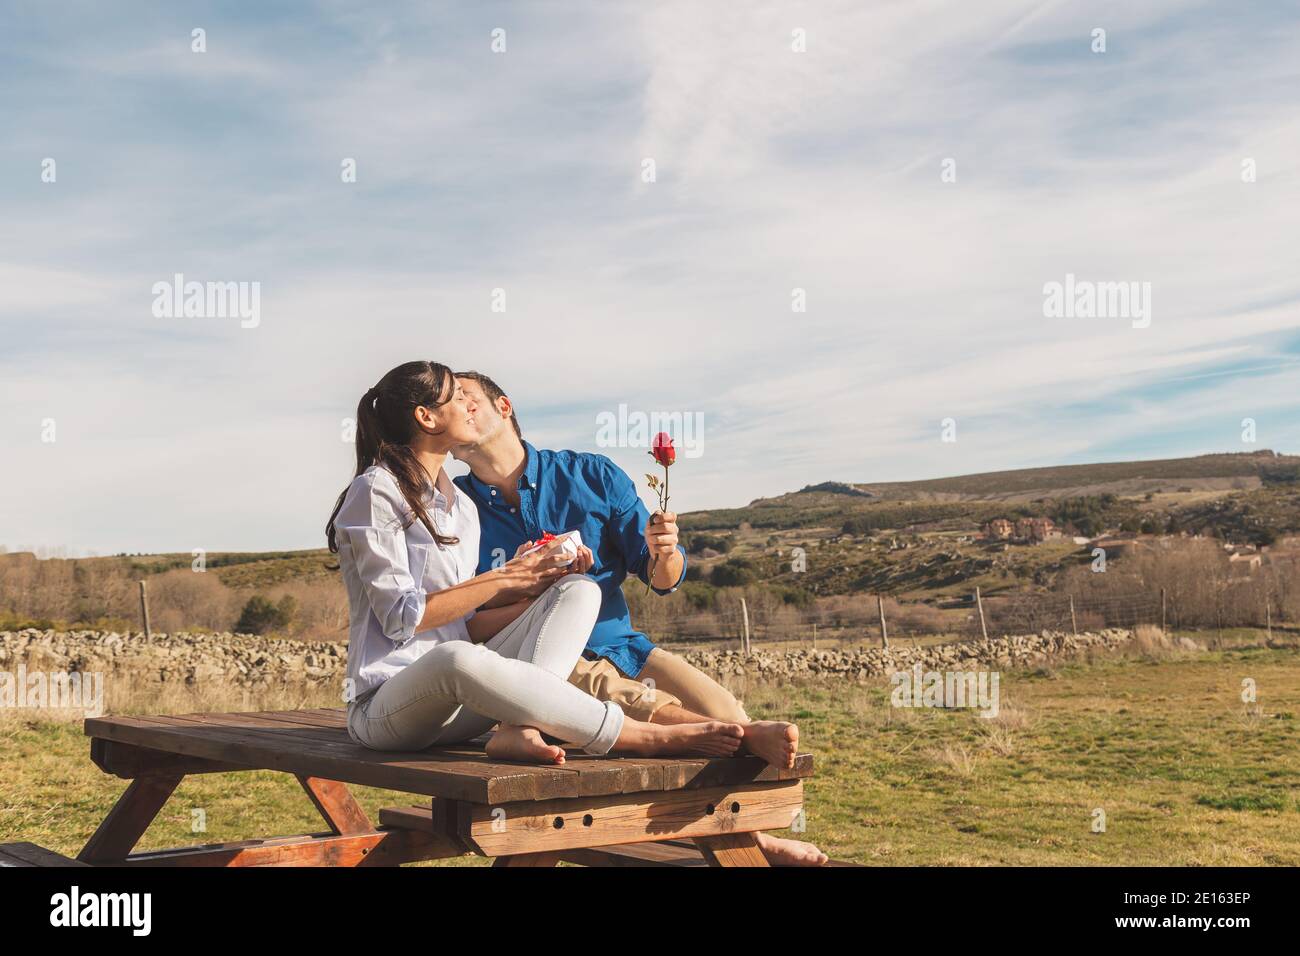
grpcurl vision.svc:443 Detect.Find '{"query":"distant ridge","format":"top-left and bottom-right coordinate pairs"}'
top-left (797, 481), bottom-right (876, 498)
top-left (765, 450), bottom-right (1299, 505)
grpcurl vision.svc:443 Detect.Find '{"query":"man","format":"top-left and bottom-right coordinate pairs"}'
top-left (452, 371), bottom-right (828, 866)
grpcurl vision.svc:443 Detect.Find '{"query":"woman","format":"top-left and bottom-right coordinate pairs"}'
top-left (327, 360), bottom-right (745, 764)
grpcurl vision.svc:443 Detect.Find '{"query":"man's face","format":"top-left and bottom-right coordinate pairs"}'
top-left (455, 378), bottom-right (507, 448)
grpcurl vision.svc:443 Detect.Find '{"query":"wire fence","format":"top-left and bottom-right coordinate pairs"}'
top-left (642, 586), bottom-right (1288, 650)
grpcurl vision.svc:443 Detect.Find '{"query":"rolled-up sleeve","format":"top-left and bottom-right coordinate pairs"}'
top-left (336, 475), bottom-right (428, 645)
top-left (603, 458), bottom-right (687, 595)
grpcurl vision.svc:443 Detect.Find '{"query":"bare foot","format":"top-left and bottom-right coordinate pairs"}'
top-left (755, 831), bottom-right (828, 866)
top-left (743, 720), bottom-right (799, 769)
top-left (486, 724), bottom-right (566, 765)
top-left (619, 720), bottom-right (745, 757)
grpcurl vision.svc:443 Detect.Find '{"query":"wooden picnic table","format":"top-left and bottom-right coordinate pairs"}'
top-left (78, 708), bottom-right (813, 867)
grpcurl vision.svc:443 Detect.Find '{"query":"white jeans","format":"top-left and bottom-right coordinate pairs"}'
top-left (347, 574), bottom-right (624, 754)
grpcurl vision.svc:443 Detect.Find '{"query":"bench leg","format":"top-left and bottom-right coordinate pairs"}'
top-left (492, 852), bottom-right (562, 867)
top-left (78, 773), bottom-right (185, 863)
top-left (693, 833), bottom-right (770, 867)
top-left (296, 775), bottom-right (372, 835)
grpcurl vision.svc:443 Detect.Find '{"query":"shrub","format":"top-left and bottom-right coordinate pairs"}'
top-left (235, 594), bottom-right (297, 634)
top-left (686, 533), bottom-right (732, 555)
top-left (710, 558), bottom-right (756, 587)
top-left (679, 581), bottom-right (718, 610)
top-left (772, 585), bottom-right (815, 609)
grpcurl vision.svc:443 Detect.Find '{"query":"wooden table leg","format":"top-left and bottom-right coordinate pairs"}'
top-left (78, 773), bottom-right (185, 863)
top-left (296, 775), bottom-right (372, 835)
top-left (693, 832), bottom-right (770, 867)
top-left (492, 852), bottom-right (562, 867)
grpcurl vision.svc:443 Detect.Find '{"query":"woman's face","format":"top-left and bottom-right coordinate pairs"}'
top-left (415, 378), bottom-right (481, 447)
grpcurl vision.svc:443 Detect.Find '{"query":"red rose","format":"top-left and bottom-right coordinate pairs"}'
top-left (642, 432), bottom-right (678, 593)
top-left (649, 432), bottom-right (676, 467)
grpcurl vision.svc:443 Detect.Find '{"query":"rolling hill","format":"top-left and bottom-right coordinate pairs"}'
top-left (680, 450), bottom-right (1300, 533)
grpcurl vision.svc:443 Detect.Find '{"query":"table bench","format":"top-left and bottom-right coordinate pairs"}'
top-left (0, 842), bottom-right (92, 867)
top-left (79, 708), bottom-right (813, 867)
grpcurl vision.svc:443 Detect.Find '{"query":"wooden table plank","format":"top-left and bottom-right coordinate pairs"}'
top-left (157, 712), bottom-right (584, 801)
top-left (178, 708), bottom-right (806, 784)
top-left (90, 737), bottom-right (255, 778)
top-left (85, 716), bottom-right (546, 803)
top-left (1, 842), bottom-right (93, 867)
top-left (211, 711), bottom-right (667, 797)
top-left (90, 713), bottom-right (625, 803)
top-left (110, 829), bottom-right (464, 867)
top-left (258, 708), bottom-right (347, 725)
top-left (84, 710), bottom-right (814, 805)
top-left (558, 841), bottom-right (708, 867)
top-left (458, 780), bottom-right (804, 857)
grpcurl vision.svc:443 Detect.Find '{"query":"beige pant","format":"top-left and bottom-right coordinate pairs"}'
top-left (568, 647), bottom-right (750, 724)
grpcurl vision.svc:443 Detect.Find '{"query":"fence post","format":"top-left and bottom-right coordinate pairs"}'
top-left (1069, 595), bottom-right (1078, 636)
top-left (877, 595), bottom-right (889, 649)
top-left (740, 596), bottom-right (751, 656)
top-left (976, 586), bottom-right (988, 640)
top-left (1160, 587), bottom-right (1167, 634)
top-left (811, 622), bottom-right (817, 651)
top-left (139, 580), bottom-right (152, 641)
top-left (1266, 601), bottom-right (1272, 642)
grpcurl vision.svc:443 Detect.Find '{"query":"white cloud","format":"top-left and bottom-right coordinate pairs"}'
top-left (1, 0), bottom-right (1298, 553)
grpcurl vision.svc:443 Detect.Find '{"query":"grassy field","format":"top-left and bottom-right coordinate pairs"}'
top-left (3, 633), bottom-right (1296, 866)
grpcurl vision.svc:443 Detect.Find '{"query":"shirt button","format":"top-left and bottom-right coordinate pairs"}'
top-left (510, 508), bottom-right (517, 513)
top-left (490, 489), bottom-right (496, 496)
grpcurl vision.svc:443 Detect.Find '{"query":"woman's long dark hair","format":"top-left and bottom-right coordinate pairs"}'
top-left (327, 360), bottom-right (461, 552)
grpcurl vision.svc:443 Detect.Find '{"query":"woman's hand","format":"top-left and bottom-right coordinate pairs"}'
top-left (496, 536), bottom-right (574, 598)
top-left (412, 537), bottom-right (578, 632)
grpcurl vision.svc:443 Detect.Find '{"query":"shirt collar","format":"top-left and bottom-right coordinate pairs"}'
top-left (520, 441), bottom-right (541, 492)
top-left (431, 467), bottom-right (458, 516)
top-left (465, 442), bottom-right (541, 503)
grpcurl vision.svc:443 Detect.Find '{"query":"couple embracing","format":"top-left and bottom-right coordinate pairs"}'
top-left (327, 360), bottom-right (826, 865)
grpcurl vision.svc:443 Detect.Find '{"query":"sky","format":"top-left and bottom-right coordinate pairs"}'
top-left (2, 0), bottom-right (1299, 555)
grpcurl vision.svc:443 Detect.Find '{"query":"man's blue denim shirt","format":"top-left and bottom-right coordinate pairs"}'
top-left (454, 441), bottom-right (687, 679)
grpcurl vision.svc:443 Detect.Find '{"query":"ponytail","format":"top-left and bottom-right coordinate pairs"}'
top-left (326, 361), bottom-right (460, 552)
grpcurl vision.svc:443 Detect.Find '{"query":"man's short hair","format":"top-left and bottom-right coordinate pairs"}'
top-left (456, 370), bottom-right (522, 439)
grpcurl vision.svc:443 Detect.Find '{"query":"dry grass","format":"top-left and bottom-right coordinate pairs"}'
top-left (2, 630), bottom-right (1297, 866)
top-left (928, 742), bottom-right (978, 777)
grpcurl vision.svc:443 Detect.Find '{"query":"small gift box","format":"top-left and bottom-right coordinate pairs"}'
top-left (520, 530), bottom-right (584, 566)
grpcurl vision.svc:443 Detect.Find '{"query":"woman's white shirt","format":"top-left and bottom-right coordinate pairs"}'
top-left (335, 463), bottom-right (480, 704)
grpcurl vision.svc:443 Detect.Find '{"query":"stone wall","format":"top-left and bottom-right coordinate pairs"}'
top-left (673, 628), bottom-right (1145, 683)
top-left (0, 627), bottom-right (1150, 692)
top-left (0, 629), bottom-right (345, 689)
